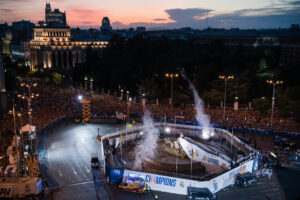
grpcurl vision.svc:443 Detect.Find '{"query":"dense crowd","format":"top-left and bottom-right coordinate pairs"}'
top-left (1, 84), bottom-right (300, 155)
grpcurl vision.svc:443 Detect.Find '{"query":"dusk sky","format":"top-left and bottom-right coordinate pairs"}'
top-left (0, 0), bottom-right (300, 29)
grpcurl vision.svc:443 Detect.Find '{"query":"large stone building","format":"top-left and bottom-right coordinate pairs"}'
top-left (30, 3), bottom-right (108, 70)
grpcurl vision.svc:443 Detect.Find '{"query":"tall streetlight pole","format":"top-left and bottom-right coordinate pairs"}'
top-left (165, 73), bottom-right (179, 113)
top-left (267, 80), bottom-right (283, 126)
top-left (17, 113), bottom-right (23, 151)
top-left (18, 82), bottom-right (38, 130)
top-left (219, 75), bottom-right (234, 119)
top-left (18, 83), bottom-right (39, 157)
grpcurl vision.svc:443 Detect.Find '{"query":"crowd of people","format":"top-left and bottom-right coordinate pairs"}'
top-left (1, 84), bottom-right (300, 156)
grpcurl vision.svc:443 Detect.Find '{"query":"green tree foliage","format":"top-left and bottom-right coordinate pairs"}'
top-left (252, 98), bottom-right (270, 115)
top-left (51, 72), bottom-right (63, 85)
top-left (202, 89), bottom-right (223, 106)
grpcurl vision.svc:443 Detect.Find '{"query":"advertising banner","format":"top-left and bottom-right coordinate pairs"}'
top-left (179, 137), bottom-right (230, 168)
top-left (0, 187), bottom-right (13, 198)
top-left (123, 170), bottom-right (210, 195)
top-left (209, 159), bottom-right (255, 193)
top-left (109, 168), bottom-right (124, 183)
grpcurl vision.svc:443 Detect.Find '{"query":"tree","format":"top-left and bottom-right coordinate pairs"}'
top-left (52, 72), bottom-right (63, 85)
top-left (202, 89), bottom-right (223, 107)
top-left (252, 97), bottom-right (270, 115)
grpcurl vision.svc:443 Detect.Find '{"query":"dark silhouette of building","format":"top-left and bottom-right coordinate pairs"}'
top-left (44, 3), bottom-right (66, 27)
top-left (100, 17), bottom-right (112, 35)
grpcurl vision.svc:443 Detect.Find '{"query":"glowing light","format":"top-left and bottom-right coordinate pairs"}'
top-left (165, 127), bottom-right (171, 133)
top-left (78, 95), bottom-right (83, 101)
top-left (139, 131), bottom-right (143, 135)
top-left (202, 128), bottom-right (210, 140)
top-left (270, 152), bottom-right (277, 158)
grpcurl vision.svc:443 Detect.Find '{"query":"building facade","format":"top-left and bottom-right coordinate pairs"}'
top-left (45, 3), bottom-right (66, 27)
top-left (30, 3), bottom-right (108, 70)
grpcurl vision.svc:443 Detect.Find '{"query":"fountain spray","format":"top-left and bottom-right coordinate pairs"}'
top-left (134, 109), bottom-right (159, 169)
top-left (180, 69), bottom-right (211, 139)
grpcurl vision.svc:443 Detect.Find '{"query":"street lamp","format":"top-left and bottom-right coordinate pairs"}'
top-left (120, 89), bottom-right (124, 100)
top-left (267, 80), bottom-right (283, 126)
top-left (18, 82), bottom-right (38, 132)
top-left (126, 91), bottom-right (129, 101)
top-left (17, 113), bottom-right (23, 130)
top-left (17, 113), bottom-right (24, 162)
top-left (165, 73), bottom-right (179, 112)
top-left (84, 76), bottom-right (88, 90)
top-left (219, 75), bottom-right (234, 119)
top-left (90, 78), bottom-right (93, 92)
top-left (77, 94), bottom-right (83, 101)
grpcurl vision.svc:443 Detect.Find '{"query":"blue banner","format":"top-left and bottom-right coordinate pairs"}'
top-left (109, 168), bottom-right (124, 183)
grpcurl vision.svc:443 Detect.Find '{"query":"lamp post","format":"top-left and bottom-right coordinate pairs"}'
top-left (267, 80), bottom-right (283, 126)
top-left (18, 82), bottom-right (38, 157)
top-left (84, 76), bottom-right (88, 90)
top-left (165, 73), bottom-right (179, 113)
top-left (18, 82), bottom-right (38, 130)
top-left (126, 91), bottom-right (129, 101)
top-left (120, 89), bottom-right (124, 100)
top-left (219, 75), bottom-right (234, 119)
top-left (90, 78), bottom-right (93, 93)
top-left (8, 99), bottom-right (17, 135)
top-left (17, 113), bottom-right (24, 172)
top-left (17, 113), bottom-right (23, 149)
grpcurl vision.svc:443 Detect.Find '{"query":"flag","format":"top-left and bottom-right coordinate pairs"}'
top-left (126, 122), bottom-right (133, 128)
top-left (178, 149), bottom-right (184, 158)
top-left (191, 148), bottom-right (194, 159)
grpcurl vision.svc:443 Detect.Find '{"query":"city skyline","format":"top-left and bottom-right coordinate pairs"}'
top-left (0, 0), bottom-right (300, 29)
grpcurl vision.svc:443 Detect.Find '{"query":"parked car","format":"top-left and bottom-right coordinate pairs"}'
top-left (187, 187), bottom-right (217, 200)
top-left (90, 157), bottom-right (100, 168)
top-left (235, 172), bottom-right (257, 187)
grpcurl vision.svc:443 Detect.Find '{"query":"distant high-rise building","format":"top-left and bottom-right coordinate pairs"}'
top-left (45, 3), bottom-right (66, 27)
top-left (100, 17), bottom-right (112, 35)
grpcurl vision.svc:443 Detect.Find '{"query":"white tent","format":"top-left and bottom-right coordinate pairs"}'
top-left (20, 124), bottom-right (36, 133)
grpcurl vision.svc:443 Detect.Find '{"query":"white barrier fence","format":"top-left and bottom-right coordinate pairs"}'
top-left (122, 157), bottom-right (259, 195)
top-left (101, 122), bottom-right (259, 195)
top-left (178, 137), bottom-right (231, 169)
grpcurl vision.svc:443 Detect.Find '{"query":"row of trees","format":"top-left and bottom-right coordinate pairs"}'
top-left (3, 35), bottom-right (300, 121)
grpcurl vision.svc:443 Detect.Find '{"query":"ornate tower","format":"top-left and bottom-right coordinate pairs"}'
top-left (45, 3), bottom-right (51, 23)
top-left (100, 17), bottom-right (112, 35)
